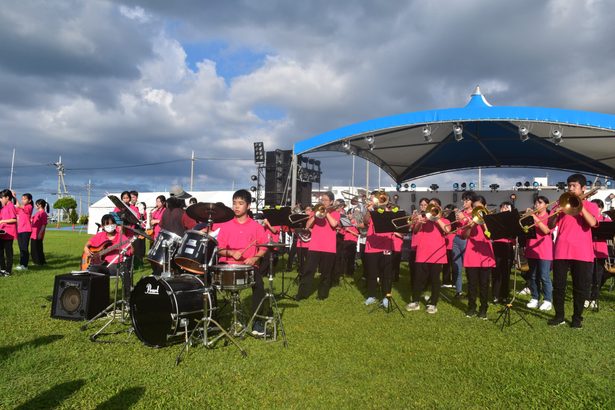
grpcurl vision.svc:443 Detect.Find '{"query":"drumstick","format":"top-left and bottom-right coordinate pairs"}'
top-left (238, 239), bottom-right (258, 258)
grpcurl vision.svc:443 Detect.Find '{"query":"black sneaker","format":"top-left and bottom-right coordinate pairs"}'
top-left (455, 292), bottom-right (464, 299)
top-left (0, 270), bottom-right (9, 277)
top-left (251, 321), bottom-right (265, 336)
top-left (570, 320), bottom-right (583, 329)
top-left (465, 309), bottom-right (477, 318)
top-left (547, 317), bottom-right (566, 326)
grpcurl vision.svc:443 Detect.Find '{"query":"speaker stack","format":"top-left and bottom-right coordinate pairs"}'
top-left (51, 273), bottom-right (109, 320)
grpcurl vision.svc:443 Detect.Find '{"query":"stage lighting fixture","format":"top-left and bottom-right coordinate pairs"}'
top-left (453, 124), bottom-right (464, 141)
top-left (606, 180), bottom-right (612, 188)
top-left (430, 184), bottom-right (439, 192)
top-left (469, 182), bottom-right (476, 189)
top-left (342, 141), bottom-right (351, 151)
top-left (532, 181), bottom-right (540, 188)
top-left (524, 181), bottom-right (530, 188)
top-left (422, 125), bottom-right (432, 143)
top-left (518, 125), bottom-right (530, 142)
top-left (308, 158), bottom-right (315, 167)
top-left (460, 182), bottom-right (467, 190)
top-left (595, 180), bottom-right (602, 187)
top-left (453, 183), bottom-right (460, 191)
top-left (393, 194), bottom-right (399, 202)
top-left (250, 186), bottom-right (257, 192)
top-left (404, 183), bottom-right (409, 189)
top-left (314, 160), bottom-right (321, 167)
top-left (556, 181), bottom-right (566, 191)
top-left (251, 175), bottom-right (258, 181)
top-left (489, 183), bottom-right (499, 192)
top-left (515, 182), bottom-right (522, 188)
top-left (365, 135), bottom-right (375, 144)
top-left (253, 142), bottom-right (265, 164)
top-left (301, 156), bottom-right (309, 164)
top-left (396, 183), bottom-right (402, 192)
top-left (550, 126), bottom-right (563, 145)
top-left (410, 183), bottom-right (417, 190)
top-left (510, 193), bottom-right (517, 202)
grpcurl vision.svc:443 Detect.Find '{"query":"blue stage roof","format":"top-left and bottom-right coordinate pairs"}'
top-left (293, 87), bottom-right (615, 182)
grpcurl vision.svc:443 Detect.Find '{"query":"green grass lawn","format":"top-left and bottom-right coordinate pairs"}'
top-left (0, 231), bottom-right (613, 409)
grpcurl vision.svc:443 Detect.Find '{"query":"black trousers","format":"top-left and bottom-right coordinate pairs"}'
top-left (364, 252), bottom-right (392, 298)
top-left (286, 236), bottom-right (298, 270)
top-left (332, 235), bottom-right (344, 284)
top-left (466, 267), bottom-right (491, 313)
top-left (414, 262), bottom-right (442, 305)
top-left (296, 251), bottom-right (336, 300)
top-left (391, 251), bottom-right (402, 281)
top-left (552, 259), bottom-right (592, 323)
top-left (17, 232), bottom-right (31, 267)
top-left (0, 239), bottom-right (14, 273)
top-left (251, 256), bottom-right (268, 316)
top-left (492, 242), bottom-right (513, 301)
top-left (342, 240), bottom-right (357, 277)
top-left (31, 239), bottom-right (46, 265)
top-left (408, 249), bottom-right (417, 292)
top-left (441, 249), bottom-right (453, 285)
top-left (359, 243), bottom-right (366, 278)
top-left (591, 258), bottom-right (605, 300)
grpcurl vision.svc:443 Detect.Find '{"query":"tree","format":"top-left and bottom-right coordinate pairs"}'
top-left (69, 209), bottom-right (79, 225)
top-left (78, 215), bottom-right (89, 225)
top-left (53, 197), bottom-right (77, 215)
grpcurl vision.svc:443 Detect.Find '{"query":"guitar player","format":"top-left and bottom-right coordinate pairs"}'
top-left (82, 214), bottom-right (134, 277)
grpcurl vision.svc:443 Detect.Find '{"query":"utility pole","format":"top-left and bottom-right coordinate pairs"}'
top-left (9, 148), bottom-right (15, 190)
top-left (85, 179), bottom-right (93, 214)
top-left (190, 150), bottom-right (195, 191)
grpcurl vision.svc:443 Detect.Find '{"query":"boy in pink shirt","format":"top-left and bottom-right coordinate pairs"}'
top-left (547, 174), bottom-right (599, 328)
top-left (30, 199), bottom-right (49, 265)
top-left (0, 190), bottom-right (18, 275)
top-left (13, 192), bottom-right (33, 270)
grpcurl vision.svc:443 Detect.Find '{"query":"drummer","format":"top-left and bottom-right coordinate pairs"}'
top-left (216, 189), bottom-right (269, 336)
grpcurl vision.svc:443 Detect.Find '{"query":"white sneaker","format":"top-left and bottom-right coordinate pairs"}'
top-left (426, 305), bottom-right (438, 314)
top-left (526, 299), bottom-right (539, 309)
top-left (539, 301), bottom-right (552, 311)
top-left (364, 297), bottom-right (377, 306)
top-left (405, 302), bottom-right (420, 311)
top-left (584, 300), bottom-right (590, 308)
top-left (518, 287), bottom-right (530, 296)
top-left (588, 300), bottom-right (597, 310)
top-left (15, 265), bottom-right (24, 271)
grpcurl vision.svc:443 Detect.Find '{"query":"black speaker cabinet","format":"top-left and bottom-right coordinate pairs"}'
top-left (51, 273), bottom-right (109, 320)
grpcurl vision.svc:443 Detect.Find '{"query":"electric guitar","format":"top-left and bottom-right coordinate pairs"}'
top-left (80, 238), bottom-right (134, 270)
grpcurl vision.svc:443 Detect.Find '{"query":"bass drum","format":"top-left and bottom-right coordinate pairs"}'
top-left (174, 230), bottom-right (218, 274)
top-left (130, 274), bottom-right (214, 347)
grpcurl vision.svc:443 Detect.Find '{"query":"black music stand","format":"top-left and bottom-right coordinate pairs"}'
top-left (367, 210), bottom-right (404, 317)
top-left (484, 210), bottom-right (533, 330)
top-left (282, 212), bottom-right (309, 299)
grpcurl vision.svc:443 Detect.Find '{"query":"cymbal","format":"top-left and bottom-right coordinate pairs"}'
top-left (186, 202), bottom-right (234, 223)
top-left (256, 241), bottom-right (289, 249)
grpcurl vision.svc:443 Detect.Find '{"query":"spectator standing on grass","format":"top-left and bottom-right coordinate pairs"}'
top-left (13, 191), bottom-right (33, 271)
top-left (0, 189), bottom-right (18, 276)
top-left (30, 199), bottom-right (49, 265)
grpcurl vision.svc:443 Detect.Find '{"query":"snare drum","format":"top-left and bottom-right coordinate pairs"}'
top-left (130, 274), bottom-right (215, 347)
top-left (147, 229), bottom-right (182, 266)
top-left (174, 230), bottom-right (218, 274)
top-left (211, 264), bottom-right (255, 291)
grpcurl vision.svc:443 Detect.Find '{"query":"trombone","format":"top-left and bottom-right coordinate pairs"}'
top-left (313, 202), bottom-right (342, 219)
top-left (288, 210), bottom-right (310, 224)
top-left (518, 186), bottom-right (599, 232)
top-left (341, 190), bottom-right (368, 205)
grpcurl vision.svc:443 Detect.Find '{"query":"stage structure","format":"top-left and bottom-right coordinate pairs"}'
top-left (291, 86), bottom-right (615, 206)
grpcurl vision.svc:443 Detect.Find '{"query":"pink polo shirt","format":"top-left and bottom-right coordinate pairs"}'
top-left (308, 211), bottom-right (340, 253)
top-left (88, 228), bottom-right (133, 264)
top-left (445, 231), bottom-right (455, 250)
top-left (216, 217), bottom-right (268, 264)
top-left (415, 220), bottom-right (448, 264)
top-left (343, 225), bottom-right (359, 243)
top-left (525, 212), bottom-right (553, 260)
top-left (0, 202), bottom-right (18, 240)
top-left (365, 221), bottom-right (393, 253)
top-left (16, 203), bottom-right (33, 233)
top-left (552, 200), bottom-right (600, 262)
top-left (593, 214), bottom-right (610, 259)
top-left (31, 210), bottom-right (48, 240)
top-left (151, 207), bottom-right (165, 239)
top-left (391, 232), bottom-right (403, 252)
top-left (463, 223), bottom-right (495, 268)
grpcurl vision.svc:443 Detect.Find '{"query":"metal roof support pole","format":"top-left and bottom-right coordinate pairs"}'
top-left (290, 154), bottom-right (298, 208)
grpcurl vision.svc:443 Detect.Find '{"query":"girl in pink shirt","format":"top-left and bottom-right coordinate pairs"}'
top-left (0, 190), bottom-right (18, 275)
top-left (14, 192), bottom-right (33, 270)
top-left (150, 195), bottom-right (166, 240)
top-left (461, 195), bottom-right (495, 319)
top-left (363, 196), bottom-right (394, 306)
top-left (406, 198), bottom-right (451, 314)
top-left (524, 196), bottom-right (554, 311)
top-left (588, 199), bottom-right (610, 309)
top-left (31, 199), bottom-right (49, 265)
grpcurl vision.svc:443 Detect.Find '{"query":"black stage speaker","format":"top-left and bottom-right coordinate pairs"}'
top-left (51, 273), bottom-right (109, 320)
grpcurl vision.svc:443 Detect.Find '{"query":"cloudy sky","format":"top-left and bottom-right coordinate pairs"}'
top-left (1, 0), bottom-right (614, 204)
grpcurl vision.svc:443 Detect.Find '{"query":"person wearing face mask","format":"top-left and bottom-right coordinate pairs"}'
top-left (83, 214), bottom-right (133, 277)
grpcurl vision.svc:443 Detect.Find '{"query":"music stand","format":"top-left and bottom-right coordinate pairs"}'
top-left (283, 212), bottom-right (309, 299)
top-left (484, 210), bottom-right (533, 330)
top-left (367, 210), bottom-right (404, 316)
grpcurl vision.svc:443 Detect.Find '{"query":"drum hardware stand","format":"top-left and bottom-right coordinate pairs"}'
top-left (176, 287), bottom-right (247, 366)
top-left (246, 250), bottom-right (288, 346)
top-left (81, 244), bottom-right (135, 342)
top-left (495, 242), bottom-right (532, 331)
top-left (227, 290), bottom-right (249, 336)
